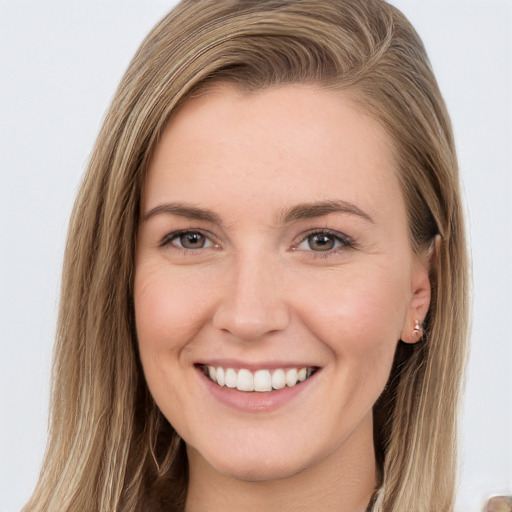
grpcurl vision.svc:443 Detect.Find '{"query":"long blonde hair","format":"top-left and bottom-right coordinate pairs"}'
top-left (23, 1), bottom-right (469, 511)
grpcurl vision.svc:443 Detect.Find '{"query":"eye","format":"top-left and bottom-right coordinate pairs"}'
top-left (161, 231), bottom-right (216, 250)
top-left (296, 230), bottom-right (351, 252)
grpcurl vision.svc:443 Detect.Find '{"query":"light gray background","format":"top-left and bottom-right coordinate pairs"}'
top-left (1, 1), bottom-right (510, 511)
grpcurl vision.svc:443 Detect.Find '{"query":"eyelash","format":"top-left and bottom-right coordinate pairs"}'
top-left (160, 229), bottom-right (353, 257)
top-left (294, 229), bottom-right (353, 257)
top-left (160, 230), bottom-right (219, 253)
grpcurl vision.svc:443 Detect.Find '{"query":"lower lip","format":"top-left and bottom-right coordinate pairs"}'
top-left (197, 367), bottom-right (318, 413)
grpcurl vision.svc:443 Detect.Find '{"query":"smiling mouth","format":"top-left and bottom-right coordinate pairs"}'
top-left (197, 365), bottom-right (318, 392)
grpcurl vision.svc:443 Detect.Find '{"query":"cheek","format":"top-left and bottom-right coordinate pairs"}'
top-left (293, 264), bottom-right (408, 379)
top-left (133, 265), bottom-right (216, 429)
top-left (300, 264), bottom-right (407, 334)
top-left (133, 266), bottom-right (212, 401)
top-left (134, 265), bottom-right (208, 352)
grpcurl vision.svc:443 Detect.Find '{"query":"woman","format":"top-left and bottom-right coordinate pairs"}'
top-left (22, 1), bottom-right (469, 511)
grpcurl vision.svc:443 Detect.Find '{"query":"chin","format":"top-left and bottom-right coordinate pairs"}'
top-left (214, 455), bottom-right (310, 482)
top-left (187, 437), bottom-right (318, 483)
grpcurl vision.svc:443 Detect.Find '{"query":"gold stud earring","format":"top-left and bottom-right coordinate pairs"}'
top-left (413, 320), bottom-right (423, 341)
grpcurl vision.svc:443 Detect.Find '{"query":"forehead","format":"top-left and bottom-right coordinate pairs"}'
top-left (144, 84), bottom-right (403, 223)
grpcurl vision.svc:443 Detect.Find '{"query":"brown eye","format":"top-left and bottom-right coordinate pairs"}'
top-left (307, 233), bottom-right (336, 251)
top-left (161, 230), bottom-right (219, 251)
top-left (161, 231), bottom-right (214, 250)
top-left (179, 232), bottom-right (206, 249)
top-left (295, 230), bottom-right (351, 254)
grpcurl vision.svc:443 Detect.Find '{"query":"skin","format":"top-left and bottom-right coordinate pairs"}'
top-left (134, 84), bottom-right (432, 512)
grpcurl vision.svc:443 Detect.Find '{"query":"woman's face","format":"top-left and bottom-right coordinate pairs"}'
top-left (135, 84), bottom-right (431, 483)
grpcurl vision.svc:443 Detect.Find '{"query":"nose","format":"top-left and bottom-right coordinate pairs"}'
top-left (212, 253), bottom-right (290, 342)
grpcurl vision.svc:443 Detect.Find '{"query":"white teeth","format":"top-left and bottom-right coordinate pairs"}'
top-left (225, 368), bottom-right (237, 388)
top-left (285, 368), bottom-right (298, 387)
top-left (271, 368), bottom-right (286, 390)
top-left (204, 365), bottom-right (314, 392)
top-left (254, 369), bottom-right (272, 392)
top-left (216, 367), bottom-right (225, 386)
top-left (237, 369), bottom-right (254, 391)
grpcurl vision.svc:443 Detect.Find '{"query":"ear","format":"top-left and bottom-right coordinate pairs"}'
top-left (400, 235), bottom-right (440, 344)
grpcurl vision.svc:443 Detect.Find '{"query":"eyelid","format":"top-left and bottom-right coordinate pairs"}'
top-left (294, 229), bottom-right (353, 252)
top-left (160, 229), bottom-right (219, 250)
top-left (158, 228), bottom-right (352, 254)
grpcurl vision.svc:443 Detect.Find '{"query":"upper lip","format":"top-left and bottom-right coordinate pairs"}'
top-left (195, 360), bottom-right (320, 371)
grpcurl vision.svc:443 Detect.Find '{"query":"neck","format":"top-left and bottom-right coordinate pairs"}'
top-left (185, 415), bottom-right (377, 512)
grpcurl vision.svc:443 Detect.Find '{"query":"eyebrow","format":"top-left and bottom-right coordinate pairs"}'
top-left (143, 202), bottom-right (222, 224)
top-left (280, 200), bottom-right (374, 224)
top-left (143, 199), bottom-right (374, 225)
